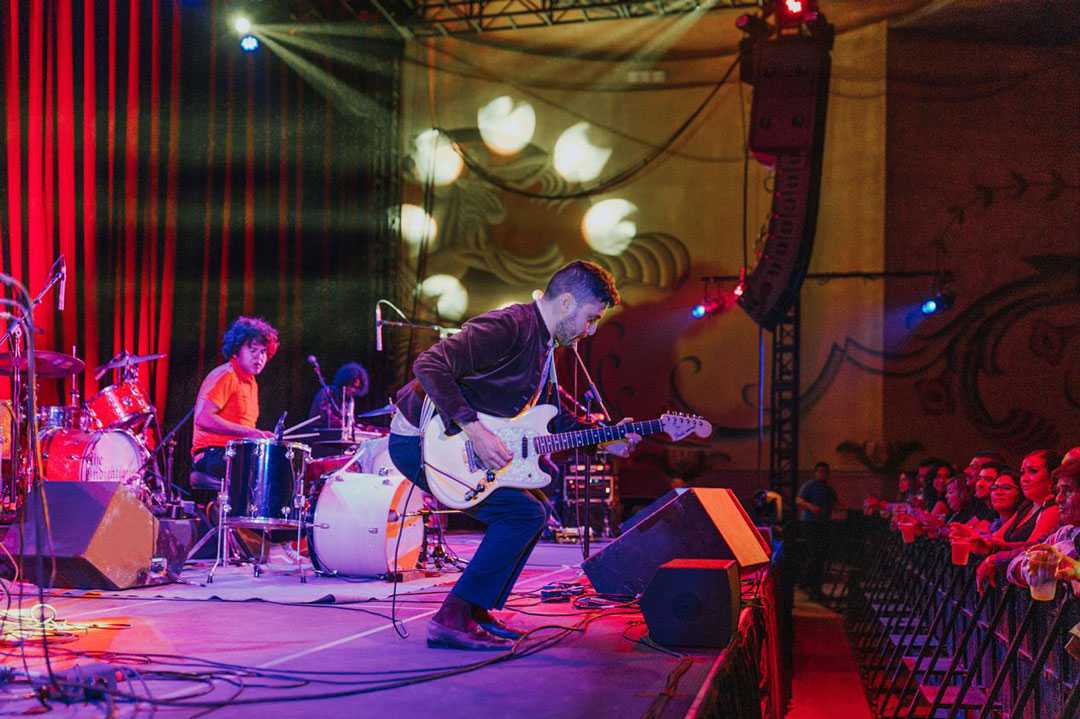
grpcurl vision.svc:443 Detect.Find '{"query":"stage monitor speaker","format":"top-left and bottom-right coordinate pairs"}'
top-left (619, 488), bottom-right (686, 535)
top-left (583, 488), bottom-right (770, 597)
top-left (641, 559), bottom-right (740, 648)
top-left (2, 481), bottom-right (172, 590)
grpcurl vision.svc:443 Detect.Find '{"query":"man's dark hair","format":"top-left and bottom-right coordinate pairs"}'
top-left (814, 461), bottom-right (830, 473)
top-left (1052, 458), bottom-right (1080, 487)
top-left (544, 260), bottom-right (620, 308)
top-left (331, 362), bottom-right (370, 396)
top-left (978, 461), bottom-right (1008, 476)
top-left (972, 450), bottom-right (1006, 465)
top-left (222, 316), bottom-right (279, 360)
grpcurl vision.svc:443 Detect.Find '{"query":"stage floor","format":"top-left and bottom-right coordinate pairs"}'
top-left (1, 535), bottom-right (722, 718)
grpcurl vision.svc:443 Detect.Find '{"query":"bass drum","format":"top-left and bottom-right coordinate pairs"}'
top-left (310, 472), bottom-right (425, 578)
top-left (40, 428), bottom-right (148, 483)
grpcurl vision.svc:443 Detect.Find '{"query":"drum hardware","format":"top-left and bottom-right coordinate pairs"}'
top-left (208, 438), bottom-right (310, 583)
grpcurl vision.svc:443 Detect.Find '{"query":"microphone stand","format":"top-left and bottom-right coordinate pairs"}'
top-left (571, 346), bottom-right (612, 562)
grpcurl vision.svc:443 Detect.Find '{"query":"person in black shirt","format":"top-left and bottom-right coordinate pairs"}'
top-left (796, 461), bottom-right (838, 601)
top-left (308, 362), bottom-right (369, 428)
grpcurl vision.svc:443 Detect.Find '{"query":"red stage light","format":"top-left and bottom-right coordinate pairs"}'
top-left (776, 0), bottom-right (817, 27)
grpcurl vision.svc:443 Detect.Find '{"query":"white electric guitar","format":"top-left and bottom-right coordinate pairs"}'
top-left (422, 404), bottom-right (712, 510)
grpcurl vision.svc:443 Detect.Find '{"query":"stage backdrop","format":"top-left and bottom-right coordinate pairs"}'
top-left (0, 1), bottom-right (403, 478)
top-left (395, 15), bottom-right (889, 498)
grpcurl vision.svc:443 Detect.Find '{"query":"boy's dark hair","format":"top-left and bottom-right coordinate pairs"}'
top-left (331, 362), bottom-right (370, 396)
top-left (222, 316), bottom-right (279, 360)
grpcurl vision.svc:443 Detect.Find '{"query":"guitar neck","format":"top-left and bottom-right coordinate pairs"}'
top-left (533, 419), bottom-right (662, 455)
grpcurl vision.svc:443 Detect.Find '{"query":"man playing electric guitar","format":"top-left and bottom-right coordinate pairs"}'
top-left (388, 261), bottom-right (640, 650)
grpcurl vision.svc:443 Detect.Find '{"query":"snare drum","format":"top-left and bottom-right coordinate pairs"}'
top-left (40, 428), bottom-right (149, 483)
top-left (87, 381), bottom-right (152, 429)
top-left (224, 438), bottom-right (311, 529)
top-left (309, 472), bottom-right (425, 577)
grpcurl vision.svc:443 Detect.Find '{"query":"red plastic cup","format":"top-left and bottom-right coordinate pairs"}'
top-left (950, 539), bottom-right (971, 566)
top-left (899, 522), bottom-right (916, 544)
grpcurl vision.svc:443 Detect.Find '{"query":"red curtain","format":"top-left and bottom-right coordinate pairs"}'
top-left (0, 0), bottom-right (180, 412)
top-left (1, 0), bottom-right (401, 465)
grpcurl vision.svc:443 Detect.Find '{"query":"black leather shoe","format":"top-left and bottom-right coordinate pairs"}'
top-left (426, 620), bottom-right (512, 651)
top-left (476, 616), bottom-right (523, 641)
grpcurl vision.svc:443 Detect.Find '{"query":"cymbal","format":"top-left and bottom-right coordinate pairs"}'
top-left (357, 403), bottom-right (395, 419)
top-left (95, 351), bottom-right (167, 377)
top-left (0, 350), bottom-right (85, 378)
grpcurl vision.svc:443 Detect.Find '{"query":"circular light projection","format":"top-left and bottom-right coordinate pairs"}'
top-left (553, 122), bottom-right (612, 183)
top-left (421, 274), bottom-right (469, 321)
top-left (477, 97), bottom-right (536, 156)
top-left (582, 199), bottom-right (638, 256)
top-left (233, 16), bottom-right (252, 34)
top-left (397, 204), bottom-right (438, 249)
top-left (413, 129), bottom-right (463, 186)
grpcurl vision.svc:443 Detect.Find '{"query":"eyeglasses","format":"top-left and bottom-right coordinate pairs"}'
top-left (990, 484), bottom-right (1019, 491)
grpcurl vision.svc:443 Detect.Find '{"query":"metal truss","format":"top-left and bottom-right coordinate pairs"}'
top-left (391, 0), bottom-right (761, 38)
top-left (768, 297), bottom-right (800, 518)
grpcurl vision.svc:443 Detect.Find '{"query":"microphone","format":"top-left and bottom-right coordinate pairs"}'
top-left (375, 304), bottom-right (383, 352)
top-left (306, 354), bottom-right (320, 369)
top-left (274, 411), bottom-right (288, 440)
top-left (57, 256), bottom-right (66, 311)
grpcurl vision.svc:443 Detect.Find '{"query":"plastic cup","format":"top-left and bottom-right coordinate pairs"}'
top-left (899, 522), bottom-right (916, 544)
top-left (951, 539), bottom-right (971, 566)
top-left (1027, 551), bottom-right (1058, 601)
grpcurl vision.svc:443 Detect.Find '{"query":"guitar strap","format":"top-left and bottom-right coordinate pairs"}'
top-left (525, 341), bottom-right (559, 413)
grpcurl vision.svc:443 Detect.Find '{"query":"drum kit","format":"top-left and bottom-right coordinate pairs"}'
top-left (1, 346), bottom-right (169, 513)
top-left (205, 404), bottom-right (442, 583)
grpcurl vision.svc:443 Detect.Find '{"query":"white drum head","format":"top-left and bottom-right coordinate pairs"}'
top-left (311, 472), bottom-right (425, 578)
top-left (85, 431), bottom-right (147, 483)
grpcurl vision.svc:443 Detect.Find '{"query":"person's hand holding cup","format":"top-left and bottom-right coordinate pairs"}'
top-left (950, 536), bottom-right (972, 566)
top-left (1026, 546), bottom-right (1059, 601)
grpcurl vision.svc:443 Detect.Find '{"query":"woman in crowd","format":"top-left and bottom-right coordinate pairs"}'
top-left (929, 463), bottom-right (954, 518)
top-left (1007, 459), bottom-right (1080, 595)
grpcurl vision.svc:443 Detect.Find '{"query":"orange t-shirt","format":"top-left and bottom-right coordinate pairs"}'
top-left (191, 359), bottom-right (259, 455)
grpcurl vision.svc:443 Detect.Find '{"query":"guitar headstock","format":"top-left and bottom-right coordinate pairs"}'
top-left (659, 412), bottom-right (712, 442)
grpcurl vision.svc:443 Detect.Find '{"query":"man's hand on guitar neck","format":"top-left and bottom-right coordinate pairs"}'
top-left (461, 420), bottom-right (513, 471)
top-left (602, 417), bottom-right (642, 459)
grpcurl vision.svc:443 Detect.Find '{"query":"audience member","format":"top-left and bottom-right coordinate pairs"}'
top-left (1007, 459), bottom-right (1080, 597)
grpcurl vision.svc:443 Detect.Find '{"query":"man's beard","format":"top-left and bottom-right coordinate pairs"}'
top-left (553, 316), bottom-right (578, 346)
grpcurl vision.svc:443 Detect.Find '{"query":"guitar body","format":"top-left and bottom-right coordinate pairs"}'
top-left (422, 404), bottom-right (558, 510)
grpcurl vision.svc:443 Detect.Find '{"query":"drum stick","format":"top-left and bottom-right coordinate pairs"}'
top-left (282, 415), bottom-right (320, 435)
top-left (282, 432), bottom-right (318, 440)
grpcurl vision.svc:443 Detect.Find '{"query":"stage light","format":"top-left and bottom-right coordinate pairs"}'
top-left (233, 16), bottom-right (252, 34)
top-left (919, 290), bottom-right (955, 316)
top-left (397, 204), bottom-right (438, 248)
top-left (554, 123), bottom-right (612, 183)
top-left (477, 97), bottom-right (536, 156)
top-left (239, 35), bottom-right (259, 52)
top-left (413, 129), bottom-right (463, 186)
top-left (420, 274), bottom-right (469, 321)
top-left (775, 0), bottom-right (817, 27)
top-left (582, 199), bottom-right (637, 256)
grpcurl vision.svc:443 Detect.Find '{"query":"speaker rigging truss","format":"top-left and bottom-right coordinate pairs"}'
top-left (365, 0), bottom-right (761, 38)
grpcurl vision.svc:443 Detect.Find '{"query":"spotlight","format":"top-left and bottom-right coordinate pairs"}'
top-left (691, 301), bottom-right (718, 319)
top-left (775, 0), bottom-right (818, 27)
top-left (233, 16), bottom-right (252, 34)
top-left (239, 35), bottom-right (259, 52)
top-left (920, 290), bottom-right (955, 316)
